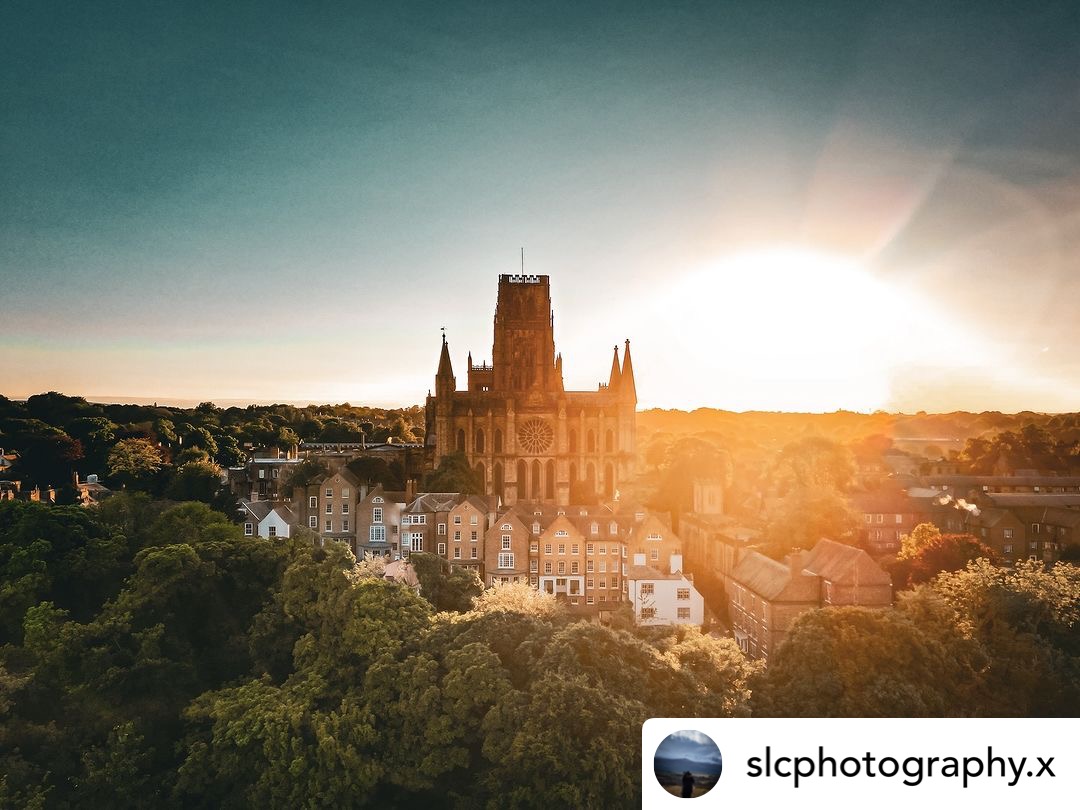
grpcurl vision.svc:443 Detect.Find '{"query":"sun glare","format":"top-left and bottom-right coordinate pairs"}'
top-left (656, 246), bottom-right (985, 412)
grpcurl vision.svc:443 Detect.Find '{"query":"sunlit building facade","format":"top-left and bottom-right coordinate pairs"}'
top-left (425, 274), bottom-right (637, 505)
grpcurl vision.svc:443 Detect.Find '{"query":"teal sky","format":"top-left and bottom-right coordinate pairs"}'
top-left (3, 1), bottom-right (1080, 412)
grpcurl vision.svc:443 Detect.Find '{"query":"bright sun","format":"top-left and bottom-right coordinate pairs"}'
top-left (655, 246), bottom-right (983, 412)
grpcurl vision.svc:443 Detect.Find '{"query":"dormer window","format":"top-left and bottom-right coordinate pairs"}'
top-left (373, 497), bottom-right (384, 504)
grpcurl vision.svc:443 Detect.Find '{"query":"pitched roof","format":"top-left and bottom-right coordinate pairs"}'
top-left (731, 551), bottom-right (820, 602)
top-left (986, 493), bottom-right (1080, 508)
top-left (800, 539), bottom-right (891, 587)
top-left (240, 500), bottom-right (273, 521)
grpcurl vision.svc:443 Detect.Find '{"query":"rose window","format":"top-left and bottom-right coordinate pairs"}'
top-left (517, 418), bottom-right (553, 454)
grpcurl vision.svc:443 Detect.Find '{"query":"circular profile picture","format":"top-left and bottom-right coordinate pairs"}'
top-left (654, 730), bottom-right (722, 799)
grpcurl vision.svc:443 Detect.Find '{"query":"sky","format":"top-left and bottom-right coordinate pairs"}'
top-left (654, 730), bottom-right (722, 767)
top-left (3, 1), bottom-right (1080, 412)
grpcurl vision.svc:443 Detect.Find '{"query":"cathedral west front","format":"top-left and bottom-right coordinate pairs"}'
top-left (425, 274), bottom-right (636, 506)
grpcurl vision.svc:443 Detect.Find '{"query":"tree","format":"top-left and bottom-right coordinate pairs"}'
top-left (752, 605), bottom-right (981, 717)
top-left (898, 522), bottom-right (942, 560)
top-left (471, 580), bottom-right (565, 620)
top-left (107, 438), bottom-right (163, 490)
top-left (761, 487), bottom-right (861, 559)
top-left (410, 552), bottom-right (483, 612)
top-left (773, 436), bottom-right (855, 493)
top-left (424, 451), bottom-right (484, 494)
top-left (891, 532), bottom-right (996, 589)
top-left (165, 461), bottom-right (231, 511)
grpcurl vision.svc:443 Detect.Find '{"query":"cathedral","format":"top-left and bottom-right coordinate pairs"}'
top-left (425, 274), bottom-right (637, 506)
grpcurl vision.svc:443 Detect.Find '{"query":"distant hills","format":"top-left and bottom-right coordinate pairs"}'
top-left (654, 756), bottom-right (722, 776)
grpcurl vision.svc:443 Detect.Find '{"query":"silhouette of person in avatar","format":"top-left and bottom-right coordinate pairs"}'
top-left (681, 770), bottom-right (695, 798)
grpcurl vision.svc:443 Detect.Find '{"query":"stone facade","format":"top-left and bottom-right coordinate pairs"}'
top-left (425, 274), bottom-right (637, 506)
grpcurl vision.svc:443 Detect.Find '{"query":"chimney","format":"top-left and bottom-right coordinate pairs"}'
top-left (73, 470), bottom-right (79, 486)
top-left (360, 483), bottom-right (369, 500)
top-left (787, 550), bottom-right (804, 578)
top-left (405, 478), bottom-right (417, 502)
top-left (669, 553), bottom-right (683, 575)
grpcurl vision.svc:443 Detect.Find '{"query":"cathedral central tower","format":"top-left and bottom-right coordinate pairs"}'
top-left (425, 274), bottom-right (636, 506)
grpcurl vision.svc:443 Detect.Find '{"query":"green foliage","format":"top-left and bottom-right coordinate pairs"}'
top-left (890, 531), bottom-right (997, 589)
top-left (424, 451), bottom-right (484, 495)
top-left (409, 553), bottom-right (483, 612)
top-left (107, 439), bottom-right (164, 490)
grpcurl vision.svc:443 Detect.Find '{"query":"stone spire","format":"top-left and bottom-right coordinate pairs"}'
top-left (620, 339), bottom-right (636, 403)
top-left (608, 345), bottom-right (621, 389)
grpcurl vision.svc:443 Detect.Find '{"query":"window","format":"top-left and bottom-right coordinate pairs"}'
top-left (408, 533), bottom-right (424, 552)
top-left (558, 562), bottom-right (565, 574)
top-left (587, 577), bottom-right (595, 588)
top-left (599, 560), bottom-right (607, 573)
top-left (530, 559), bottom-right (538, 572)
top-left (571, 561), bottom-right (579, 574)
top-left (325, 520), bottom-right (333, 532)
top-left (1032, 524), bottom-right (1040, 534)
top-left (268, 525), bottom-right (277, 538)
top-left (586, 543), bottom-right (594, 555)
top-left (875, 514), bottom-right (884, 523)
top-left (587, 596), bottom-right (594, 605)
top-left (325, 503), bottom-right (333, 514)
top-left (530, 541), bottom-right (538, 552)
top-left (259, 469), bottom-right (266, 479)
top-left (415, 515), bottom-right (426, 525)
top-left (341, 503), bottom-right (349, 515)
top-left (502, 534), bottom-right (512, 550)
top-left (454, 515), bottom-right (462, 525)
top-left (647, 532), bottom-right (662, 542)
top-left (309, 496), bottom-right (318, 509)
top-left (471, 531), bottom-right (478, 542)
top-left (555, 529), bottom-right (568, 537)
top-left (438, 542), bottom-right (446, 555)
top-left (530, 575), bottom-right (538, 587)
top-left (599, 545), bottom-right (606, 555)
top-left (641, 607), bottom-right (656, 620)
top-left (532, 522), bottom-right (540, 534)
top-left (342, 488), bottom-right (349, 499)
top-left (454, 530), bottom-right (461, 541)
top-left (438, 523), bottom-right (446, 535)
top-left (498, 552), bottom-right (514, 569)
top-left (824, 581), bottom-right (833, 603)
top-left (545, 544), bottom-right (552, 554)
top-left (1004, 528), bottom-right (1014, 540)
top-left (864, 514), bottom-right (872, 524)
top-left (501, 522), bottom-right (513, 530)
top-left (325, 488), bottom-right (333, 498)
top-left (599, 577), bottom-right (606, 588)
top-left (470, 515), bottom-right (478, 526)
top-left (544, 562), bottom-right (552, 574)
top-left (677, 588), bottom-right (690, 600)
top-left (650, 549), bottom-right (659, 561)
top-left (342, 519), bottom-right (349, 532)
top-left (640, 583), bottom-right (654, 595)
top-left (309, 516), bottom-right (318, 529)
top-left (272, 469), bottom-right (279, 479)
top-left (470, 547), bottom-right (477, 559)
top-left (1003, 544), bottom-right (1013, 555)
top-left (244, 522), bottom-right (254, 536)
top-left (609, 522), bottom-right (617, 534)
top-left (370, 525), bottom-right (385, 543)
top-left (558, 543), bottom-right (566, 555)
top-left (895, 514), bottom-right (902, 524)
top-left (587, 560), bottom-right (594, 572)
top-left (373, 496), bottom-right (383, 504)
top-left (571, 544), bottom-right (579, 554)
top-left (677, 607), bottom-right (691, 620)
top-left (591, 522), bottom-right (598, 535)
top-left (453, 547), bottom-right (461, 559)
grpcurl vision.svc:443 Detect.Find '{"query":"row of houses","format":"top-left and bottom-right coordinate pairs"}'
top-left (239, 469), bottom-right (705, 624)
top-left (849, 481), bottom-right (1080, 562)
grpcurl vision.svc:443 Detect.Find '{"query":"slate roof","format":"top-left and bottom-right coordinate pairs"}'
top-left (800, 539), bottom-right (891, 587)
top-left (730, 551), bottom-right (820, 603)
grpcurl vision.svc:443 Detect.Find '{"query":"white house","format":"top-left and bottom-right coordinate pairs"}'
top-left (626, 553), bottom-right (705, 626)
top-left (240, 500), bottom-right (295, 540)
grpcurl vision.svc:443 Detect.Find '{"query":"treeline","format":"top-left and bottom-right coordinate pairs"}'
top-left (0, 392), bottom-right (426, 493)
top-left (639, 408), bottom-right (1080, 459)
top-left (2, 497), bottom-right (1078, 808)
